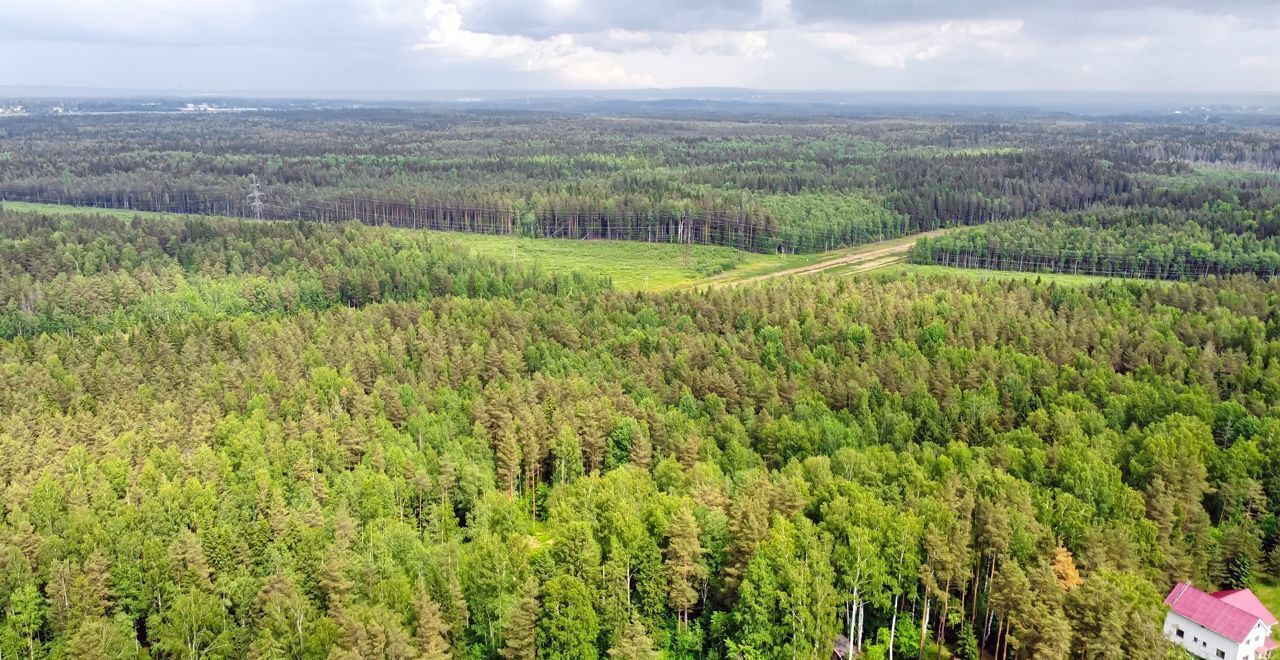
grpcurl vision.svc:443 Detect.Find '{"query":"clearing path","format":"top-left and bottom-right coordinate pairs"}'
top-left (715, 229), bottom-right (946, 287)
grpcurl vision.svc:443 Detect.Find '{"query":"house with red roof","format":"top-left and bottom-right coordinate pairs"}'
top-left (1164, 582), bottom-right (1278, 660)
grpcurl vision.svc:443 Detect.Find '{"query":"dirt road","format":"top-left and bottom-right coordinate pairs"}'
top-left (721, 229), bottom-right (945, 287)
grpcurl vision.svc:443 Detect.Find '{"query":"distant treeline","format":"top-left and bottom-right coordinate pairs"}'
top-left (2, 111), bottom-right (1279, 252)
top-left (910, 204), bottom-right (1280, 280)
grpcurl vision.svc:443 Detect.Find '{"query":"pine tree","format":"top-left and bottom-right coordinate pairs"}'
top-left (723, 477), bottom-right (772, 601)
top-left (169, 528), bottom-right (213, 590)
top-left (665, 505), bottom-right (706, 629)
top-left (608, 615), bottom-right (658, 660)
top-left (414, 588), bottom-right (452, 660)
top-left (496, 427), bottom-right (521, 497)
top-left (332, 603), bottom-right (419, 659)
top-left (500, 582), bottom-right (538, 660)
top-left (628, 422), bottom-right (653, 471)
top-left (319, 544), bottom-right (354, 608)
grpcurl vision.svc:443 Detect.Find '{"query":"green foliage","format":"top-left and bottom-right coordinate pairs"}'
top-left (499, 583), bottom-right (538, 660)
top-left (755, 192), bottom-right (910, 253)
top-left (149, 589), bottom-right (232, 659)
top-left (11, 112), bottom-right (1277, 254)
top-left (0, 211), bottom-right (607, 339)
top-left (536, 575), bottom-right (599, 659)
top-left (1, 205), bottom-right (1280, 659)
top-left (911, 204), bottom-right (1280, 280)
top-left (608, 615), bottom-right (659, 660)
top-left (732, 517), bottom-right (839, 658)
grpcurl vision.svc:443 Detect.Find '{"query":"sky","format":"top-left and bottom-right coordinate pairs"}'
top-left (3, 0), bottom-right (1280, 93)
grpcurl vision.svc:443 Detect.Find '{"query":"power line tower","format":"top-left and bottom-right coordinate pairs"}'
top-left (247, 174), bottom-right (266, 220)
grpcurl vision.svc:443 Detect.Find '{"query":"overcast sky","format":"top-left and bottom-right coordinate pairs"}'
top-left (3, 0), bottom-right (1279, 92)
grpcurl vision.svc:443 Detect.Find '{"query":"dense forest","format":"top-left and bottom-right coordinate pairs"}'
top-left (0, 209), bottom-right (606, 340)
top-left (1, 112), bottom-right (1277, 253)
top-left (3, 205), bottom-right (1280, 659)
top-left (909, 203), bottom-right (1280, 280)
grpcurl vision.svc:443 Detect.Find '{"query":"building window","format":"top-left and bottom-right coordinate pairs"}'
top-left (1216, 650), bottom-right (1225, 659)
top-left (1176, 628), bottom-right (1185, 639)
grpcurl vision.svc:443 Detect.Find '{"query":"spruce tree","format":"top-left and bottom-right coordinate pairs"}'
top-left (500, 582), bottom-right (539, 660)
top-left (414, 588), bottom-right (452, 660)
top-left (608, 615), bottom-right (658, 660)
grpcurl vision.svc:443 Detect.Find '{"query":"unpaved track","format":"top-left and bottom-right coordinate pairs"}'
top-left (721, 229), bottom-right (945, 287)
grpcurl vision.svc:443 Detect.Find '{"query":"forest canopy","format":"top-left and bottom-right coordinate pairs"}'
top-left (2, 201), bottom-right (1280, 659)
top-left (2, 111), bottom-right (1277, 253)
top-left (910, 203), bottom-right (1280, 280)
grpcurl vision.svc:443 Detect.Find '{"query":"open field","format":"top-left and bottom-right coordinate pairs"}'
top-left (3, 200), bottom-right (202, 221)
top-left (0, 202), bottom-right (1173, 291)
top-left (441, 233), bottom-right (775, 291)
top-left (710, 231), bottom-right (942, 286)
top-left (875, 263), bottom-right (1137, 287)
top-left (3, 201), bottom-right (819, 291)
top-left (450, 230), bottom-right (978, 291)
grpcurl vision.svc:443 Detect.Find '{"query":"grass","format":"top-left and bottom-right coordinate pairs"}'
top-left (692, 250), bottom-right (855, 287)
top-left (451, 233), bottom-right (878, 291)
top-left (2, 200), bottom-right (205, 221)
top-left (688, 234), bottom-right (936, 288)
top-left (3, 200), bottom-right (819, 292)
top-left (870, 263), bottom-right (1138, 287)
top-left (1255, 582), bottom-right (1280, 641)
top-left (434, 232), bottom-right (763, 291)
top-left (1, 201), bottom-right (1138, 291)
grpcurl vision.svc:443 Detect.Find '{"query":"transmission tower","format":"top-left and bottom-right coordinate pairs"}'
top-left (247, 174), bottom-right (266, 220)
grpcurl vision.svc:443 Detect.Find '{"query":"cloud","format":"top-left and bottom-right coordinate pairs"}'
top-left (809, 19), bottom-right (1024, 69)
top-left (1, 0), bottom-right (1279, 91)
top-left (411, 0), bottom-right (655, 86)
top-left (459, 0), bottom-right (764, 38)
top-left (577, 29), bottom-right (772, 59)
top-left (789, 0), bottom-right (1277, 23)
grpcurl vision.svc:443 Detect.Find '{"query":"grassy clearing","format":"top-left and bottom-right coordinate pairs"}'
top-left (3, 201), bottom-right (791, 292)
top-left (17, 201), bottom-right (1117, 292)
top-left (820, 255), bottom-right (907, 277)
top-left (871, 263), bottom-right (1136, 287)
top-left (2, 200), bottom-right (202, 221)
top-left (691, 251), bottom-right (848, 287)
top-left (454, 232), bottom-right (895, 291)
top-left (434, 232), bottom-right (759, 291)
top-left (689, 233), bottom-right (934, 288)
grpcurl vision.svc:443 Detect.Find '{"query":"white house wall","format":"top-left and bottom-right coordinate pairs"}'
top-left (1163, 612), bottom-right (1259, 660)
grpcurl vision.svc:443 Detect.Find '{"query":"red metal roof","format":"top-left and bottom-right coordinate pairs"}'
top-left (1165, 582), bottom-right (1276, 644)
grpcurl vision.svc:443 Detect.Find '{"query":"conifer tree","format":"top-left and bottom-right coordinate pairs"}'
top-left (665, 505), bottom-right (707, 630)
top-left (607, 615), bottom-right (658, 660)
top-left (414, 587), bottom-right (452, 660)
top-left (500, 582), bottom-right (539, 660)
